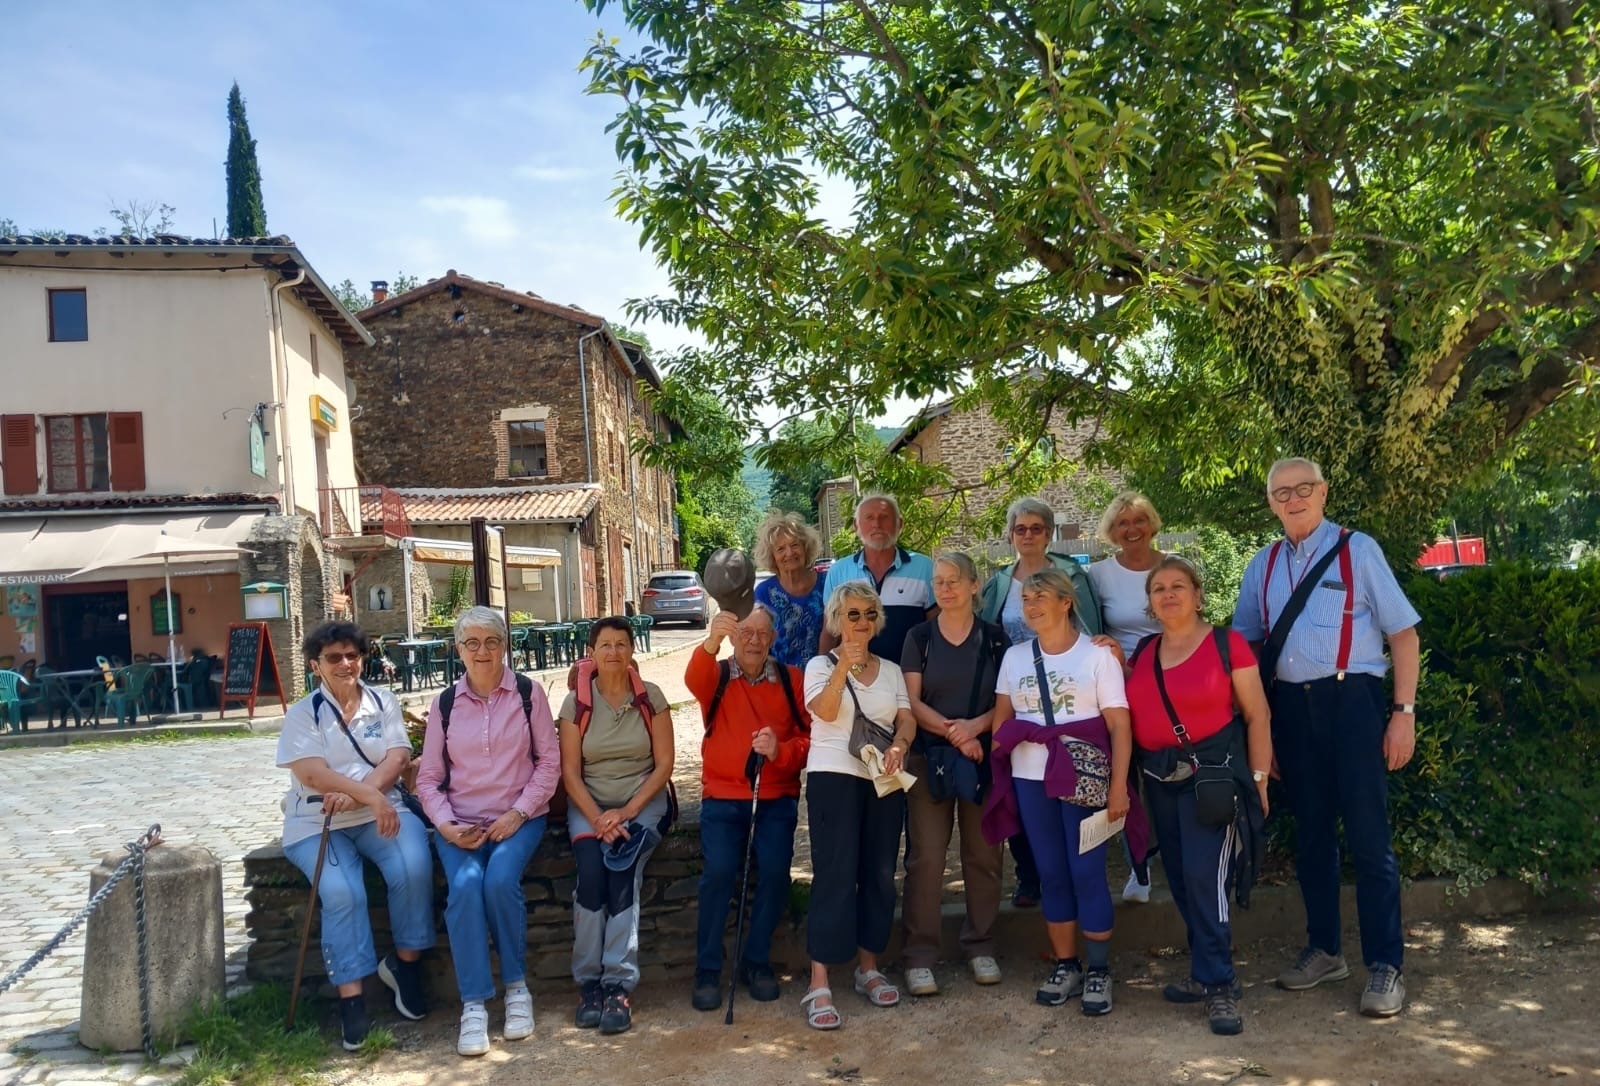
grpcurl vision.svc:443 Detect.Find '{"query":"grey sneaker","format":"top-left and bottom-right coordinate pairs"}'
top-left (1277, 947), bottom-right (1351, 990)
top-left (1035, 959), bottom-right (1083, 1006)
top-left (1205, 985), bottom-right (1243, 1035)
top-left (1163, 976), bottom-right (1242, 1004)
top-left (1359, 963), bottom-right (1405, 1017)
top-left (1081, 969), bottom-right (1113, 1016)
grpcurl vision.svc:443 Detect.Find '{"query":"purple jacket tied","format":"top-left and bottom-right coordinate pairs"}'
top-left (980, 715), bottom-right (1149, 861)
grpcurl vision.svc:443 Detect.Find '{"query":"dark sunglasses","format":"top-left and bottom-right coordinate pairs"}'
top-left (319, 651), bottom-right (362, 664)
top-left (1012, 523), bottom-right (1047, 536)
top-left (845, 608), bottom-right (881, 622)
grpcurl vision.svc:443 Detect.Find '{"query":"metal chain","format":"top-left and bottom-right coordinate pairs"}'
top-left (132, 834), bottom-right (156, 1059)
top-left (0, 825), bottom-right (162, 1006)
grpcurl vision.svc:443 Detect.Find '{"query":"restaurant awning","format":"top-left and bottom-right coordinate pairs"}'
top-left (406, 536), bottom-right (562, 569)
top-left (0, 511), bottom-right (266, 585)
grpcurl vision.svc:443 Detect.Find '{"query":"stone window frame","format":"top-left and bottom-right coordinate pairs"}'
top-left (494, 405), bottom-right (554, 482)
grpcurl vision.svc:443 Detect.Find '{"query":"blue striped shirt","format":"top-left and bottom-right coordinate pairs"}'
top-left (1231, 518), bottom-right (1420, 683)
top-left (823, 546), bottom-right (936, 660)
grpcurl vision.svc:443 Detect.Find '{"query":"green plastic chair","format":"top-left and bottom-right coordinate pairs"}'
top-left (630, 614), bottom-right (654, 652)
top-left (105, 663), bottom-right (155, 727)
top-left (0, 669), bottom-right (39, 732)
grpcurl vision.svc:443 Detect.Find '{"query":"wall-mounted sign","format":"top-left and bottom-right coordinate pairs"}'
top-left (241, 580), bottom-right (289, 620)
top-left (309, 394), bottom-right (339, 431)
top-left (248, 416), bottom-right (267, 478)
top-left (150, 590), bottom-right (182, 636)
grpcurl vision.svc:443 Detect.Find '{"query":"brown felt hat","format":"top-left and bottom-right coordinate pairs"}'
top-left (702, 548), bottom-right (756, 619)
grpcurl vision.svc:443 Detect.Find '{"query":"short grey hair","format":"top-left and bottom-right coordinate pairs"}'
top-left (754, 511), bottom-right (822, 570)
top-left (823, 582), bottom-right (886, 637)
top-left (744, 602), bottom-right (778, 630)
top-left (854, 492), bottom-right (903, 527)
top-left (1006, 496), bottom-right (1055, 534)
top-left (1266, 457), bottom-right (1325, 492)
top-left (1096, 490), bottom-right (1163, 545)
top-left (933, 551), bottom-right (979, 583)
top-left (453, 605), bottom-right (507, 643)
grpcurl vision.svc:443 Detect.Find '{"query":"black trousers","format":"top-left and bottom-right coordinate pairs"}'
top-left (805, 772), bottom-right (906, 964)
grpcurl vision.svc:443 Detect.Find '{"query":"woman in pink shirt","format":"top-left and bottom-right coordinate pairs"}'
top-left (416, 606), bottom-right (561, 1058)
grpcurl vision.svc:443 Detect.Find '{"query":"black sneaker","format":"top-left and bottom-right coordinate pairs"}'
top-left (1012, 881), bottom-right (1041, 909)
top-left (741, 961), bottom-right (781, 1002)
top-left (1163, 976), bottom-right (1242, 1004)
top-left (1205, 984), bottom-right (1243, 1035)
top-left (575, 981), bottom-right (604, 1029)
top-left (599, 984), bottom-right (633, 1035)
top-left (691, 969), bottom-right (722, 1011)
top-left (339, 996), bottom-right (371, 1052)
top-left (377, 953), bottom-right (428, 1021)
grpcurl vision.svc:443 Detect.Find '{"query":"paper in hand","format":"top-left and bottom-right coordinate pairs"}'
top-left (1078, 808), bottom-right (1126, 853)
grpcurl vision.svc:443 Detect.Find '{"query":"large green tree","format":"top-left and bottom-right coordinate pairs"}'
top-left (582, 0), bottom-right (1599, 558)
top-left (226, 82), bottom-right (267, 237)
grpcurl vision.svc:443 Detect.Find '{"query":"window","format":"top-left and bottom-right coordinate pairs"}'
top-left (43, 412), bottom-right (144, 493)
top-left (508, 420), bottom-right (547, 478)
top-left (48, 289), bottom-right (88, 342)
top-left (309, 332), bottom-right (320, 376)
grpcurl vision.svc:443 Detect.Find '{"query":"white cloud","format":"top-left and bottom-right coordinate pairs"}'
top-left (512, 162), bottom-right (595, 184)
top-left (418, 196), bottom-right (519, 245)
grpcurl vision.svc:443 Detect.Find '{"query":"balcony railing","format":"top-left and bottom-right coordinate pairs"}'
top-left (318, 484), bottom-right (413, 541)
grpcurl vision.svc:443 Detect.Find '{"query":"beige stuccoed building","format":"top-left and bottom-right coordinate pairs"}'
top-left (0, 233), bottom-right (375, 702)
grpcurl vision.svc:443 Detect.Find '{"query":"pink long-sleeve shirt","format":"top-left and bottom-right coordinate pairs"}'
top-left (414, 667), bottom-right (561, 827)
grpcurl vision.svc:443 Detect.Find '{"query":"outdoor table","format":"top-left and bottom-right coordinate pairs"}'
top-left (39, 669), bottom-right (105, 728)
top-left (396, 639), bottom-right (447, 691)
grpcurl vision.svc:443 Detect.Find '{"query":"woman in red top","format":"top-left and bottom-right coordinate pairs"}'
top-left (1125, 556), bottom-right (1271, 1037)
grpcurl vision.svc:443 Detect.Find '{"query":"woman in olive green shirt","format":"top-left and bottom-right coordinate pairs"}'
top-left (558, 616), bottom-right (675, 1036)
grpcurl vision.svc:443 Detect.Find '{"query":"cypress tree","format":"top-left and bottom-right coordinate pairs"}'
top-left (225, 82), bottom-right (267, 238)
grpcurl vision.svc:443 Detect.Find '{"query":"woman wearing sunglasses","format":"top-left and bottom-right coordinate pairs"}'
top-left (799, 583), bottom-right (918, 1030)
top-left (978, 497), bottom-right (1103, 908)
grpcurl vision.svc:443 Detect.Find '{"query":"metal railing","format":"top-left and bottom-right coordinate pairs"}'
top-left (318, 484), bottom-right (413, 540)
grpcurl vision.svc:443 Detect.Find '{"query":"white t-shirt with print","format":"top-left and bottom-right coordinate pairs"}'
top-left (275, 684), bottom-right (411, 847)
top-left (804, 654), bottom-right (911, 780)
top-left (995, 636), bottom-right (1127, 781)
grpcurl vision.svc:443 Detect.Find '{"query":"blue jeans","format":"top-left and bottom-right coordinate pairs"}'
top-left (696, 795), bottom-right (798, 974)
top-left (282, 812), bottom-right (435, 987)
top-left (1013, 779), bottom-right (1114, 932)
top-left (435, 816), bottom-right (547, 1002)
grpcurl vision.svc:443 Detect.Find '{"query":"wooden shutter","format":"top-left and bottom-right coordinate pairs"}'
top-left (1, 414), bottom-right (38, 495)
top-left (108, 411), bottom-right (146, 492)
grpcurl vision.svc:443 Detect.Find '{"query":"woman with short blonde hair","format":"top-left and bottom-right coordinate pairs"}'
top-left (753, 512), bottom-right (828, 669)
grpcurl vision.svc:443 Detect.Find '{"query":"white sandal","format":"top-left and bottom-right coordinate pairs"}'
top-left (802, 986), bottom-right (841, 1030)
top-left (853, 968), bottom-right (901, 1007)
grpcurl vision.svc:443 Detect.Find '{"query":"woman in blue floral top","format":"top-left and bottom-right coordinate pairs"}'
top-left (752, 512), bottom-right (827, 669)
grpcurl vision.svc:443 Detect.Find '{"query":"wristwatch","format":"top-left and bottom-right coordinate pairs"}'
top-left (1251, 770), bottom-right (1268, 784)
top-left (1391, 702), bottom-right (1415, 715)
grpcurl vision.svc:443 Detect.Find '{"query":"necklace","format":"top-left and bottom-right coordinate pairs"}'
top-left (850, 657), bottom-right (871, 676)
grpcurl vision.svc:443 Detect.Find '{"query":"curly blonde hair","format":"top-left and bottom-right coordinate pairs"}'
top-left (754, 511), bottom-right (822, 570)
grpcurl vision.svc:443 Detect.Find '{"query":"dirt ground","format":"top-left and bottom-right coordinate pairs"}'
top-left (318, 908), bottom-right (1600, 1086)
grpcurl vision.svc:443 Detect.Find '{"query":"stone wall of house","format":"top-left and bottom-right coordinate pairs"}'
top-left (347, 288), bottom-right (676, 619)
top-left (350, 545), bottom-right (429, 638)
top-left (237, 515), bottom-right (331, 698)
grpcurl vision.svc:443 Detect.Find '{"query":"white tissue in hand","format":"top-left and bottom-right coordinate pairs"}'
top-left (859, 746), bottom-right (917, 796)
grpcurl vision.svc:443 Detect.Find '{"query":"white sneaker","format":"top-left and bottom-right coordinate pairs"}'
top-left (969, 956), bottom-right (1002, 986)
top-left (457, 1001), bottom-right (490, 1057)
top-left (504, 985), bottom-right (534, 1040)
top-left (905, 967), bottom-right (938, 996)
top-left (1122, 871), bottom-right (1151, 904)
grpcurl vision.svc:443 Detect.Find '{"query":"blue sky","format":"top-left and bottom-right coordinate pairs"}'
top-left (0, 1), bottom-right (684, 341)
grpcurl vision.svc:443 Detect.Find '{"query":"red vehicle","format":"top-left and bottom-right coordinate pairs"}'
top-left (1418, 537), bottom-right (1486, 569)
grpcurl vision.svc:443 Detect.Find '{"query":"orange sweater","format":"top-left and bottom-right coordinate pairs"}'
top-left (685, 647), bottom-right (810, 800)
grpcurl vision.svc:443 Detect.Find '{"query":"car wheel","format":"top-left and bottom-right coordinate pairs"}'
top-left (692, 613), bottom-right (707, 628)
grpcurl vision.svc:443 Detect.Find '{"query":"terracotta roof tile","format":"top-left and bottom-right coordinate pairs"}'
top-left (377, 484), bottom-right (602, 525)
top-left (0, 492), bottom-right (278, 516)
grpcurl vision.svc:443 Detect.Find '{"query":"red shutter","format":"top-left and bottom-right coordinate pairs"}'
top-left (1, 414), bottom-right (38, 496)
top-left (108, 411), bottom-right (146, 492)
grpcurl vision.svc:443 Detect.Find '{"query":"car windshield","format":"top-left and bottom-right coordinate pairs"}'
top-left (650, 575), bottom-right (697, 590)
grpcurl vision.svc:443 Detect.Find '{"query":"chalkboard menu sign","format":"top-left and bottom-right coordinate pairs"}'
top-left (219, 622), bottom-right (285, 718)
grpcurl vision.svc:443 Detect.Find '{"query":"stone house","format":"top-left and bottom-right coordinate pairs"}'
top-left (0, 233), bottom-right (373, 694)
top-left (347, 271), bottom-right (678, 618)
top-left (886, 395), bottom-right (1123, 561)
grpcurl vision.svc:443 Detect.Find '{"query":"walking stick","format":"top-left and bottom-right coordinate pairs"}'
top-left (725, 755), bottom-right (765, 1024)
top-left (286, 808), bottom-right (333, 1032)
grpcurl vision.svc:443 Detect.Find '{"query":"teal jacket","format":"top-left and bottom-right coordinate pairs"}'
top-left (978, 552), bottom-right (1103, 637)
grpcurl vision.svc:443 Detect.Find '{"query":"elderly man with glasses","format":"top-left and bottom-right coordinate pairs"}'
top-left (685, 605), bottom-right (811, 1011)
top-left (1232, 457), bottom-right (1420, 1019)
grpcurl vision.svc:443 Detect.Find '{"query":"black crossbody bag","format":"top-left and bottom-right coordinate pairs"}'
top-left (1149, 629), bottom-right (1240, 829)
top-left (1256, 531), bottom-right (1352, 686)
top-left (313, 688), bottom-right (431, 827)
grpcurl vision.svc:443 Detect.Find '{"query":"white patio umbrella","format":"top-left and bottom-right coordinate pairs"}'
top-left (73, 530), bottom-right (255, 710)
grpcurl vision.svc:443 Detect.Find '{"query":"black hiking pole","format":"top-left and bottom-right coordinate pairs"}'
top-left (725, 754), bottom-right (765, 1024)
top-left (286, 808), bottom-right (333, 1033)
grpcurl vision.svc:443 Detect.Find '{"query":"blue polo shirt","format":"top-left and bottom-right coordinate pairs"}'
top-left (822, 546), bottom-right (936, 660)
top-left (1231, 518), bottom-right (1420, 683)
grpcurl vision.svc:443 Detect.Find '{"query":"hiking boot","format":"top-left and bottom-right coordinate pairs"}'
top-left (338, 996), bottom-right (370, 1052)
top-left (377, 953), bottom-right (428, 1021)
top-left (741, 961), bottom-right (781, 1002)
top-left (969, 956), bottom-right (1002, 986)
top-left (1359, 963), bottom-right (1405, 1018)
top-left (1122, 870), bottom-right (1151, 904)
top-left (503, 984), bottom-right (534, 1041)
top-left (1205, 985), bottom-right (1243, 1035)
top-left (575, 981), bottom-right (604, 1029)
top-left (457, 1002), bottom-right (490, 1057)
top-left (1277, 947), bottom-right (1351, 990)
top-left (1081, 969), bottom-right (1113, 1016)
top-left (1035, 959), bottom-right (1083, 1006)
top-left (1163, 976), bottom-right (1242, 1004)
top-left (692, 969), bottom-right (722, 1011)
top-left (599, 984), bottom-right (633, 1035)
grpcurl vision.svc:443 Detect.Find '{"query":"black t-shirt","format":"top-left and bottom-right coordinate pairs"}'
top-left (900, 618), bottom-right (1004, 754)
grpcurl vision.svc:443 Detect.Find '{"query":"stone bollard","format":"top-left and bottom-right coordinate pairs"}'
top-left (79, 843), bottom-right (226, 1052)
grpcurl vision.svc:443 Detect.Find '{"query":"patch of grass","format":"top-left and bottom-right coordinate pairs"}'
top-left (174, 985), bottom-right (329, 1086)
top-left (66, 728), bottom-right (254, 751)
top-left (355, 1026), bottom-right (395, 1058)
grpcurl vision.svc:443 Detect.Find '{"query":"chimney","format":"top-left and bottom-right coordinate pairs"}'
top-left (370, 280), bottom-right (389, 304)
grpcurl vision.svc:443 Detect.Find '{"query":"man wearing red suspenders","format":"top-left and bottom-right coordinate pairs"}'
top-left (1232, 457), bottom-right (1421, 1018)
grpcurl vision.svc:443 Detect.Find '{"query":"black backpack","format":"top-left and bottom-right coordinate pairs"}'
top-left (703, 659), bottom-right (807, 736)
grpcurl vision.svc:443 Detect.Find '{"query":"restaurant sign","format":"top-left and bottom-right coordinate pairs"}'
top-left (309, 394), bottom-right (339, 431)
top-left (248, 416), bottom-right (267, 478)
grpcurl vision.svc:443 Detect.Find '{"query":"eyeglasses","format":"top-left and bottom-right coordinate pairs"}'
top-left (844, 608), bottom-right (881, 623)
top-left (1012, 523), bottom-right (1047, 536)
top-left (736, 628), bottom-right (773, 640)
top-left (320, 651), bottom-right (362, 665)
top-left (458, 637), bottom-right (505, 654)
top-left (1270, 481), bottom-right (1321, 503)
